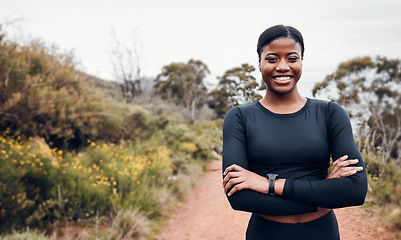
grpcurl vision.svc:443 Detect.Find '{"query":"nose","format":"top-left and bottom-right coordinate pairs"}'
top-left (276, 60), bottom-right (290, 71)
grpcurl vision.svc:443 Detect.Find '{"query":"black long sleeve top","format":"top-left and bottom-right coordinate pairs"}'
top-left (222, 98), bottom-right (368, 216)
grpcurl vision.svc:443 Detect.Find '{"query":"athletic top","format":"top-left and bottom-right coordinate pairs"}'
top-left (222, 98), bottom-right (368, 216)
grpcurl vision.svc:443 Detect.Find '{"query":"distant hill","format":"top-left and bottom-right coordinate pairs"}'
top-left (81, 72), bottom-right (155, 101)
top-left (81, 73), bottom-right (122, 99)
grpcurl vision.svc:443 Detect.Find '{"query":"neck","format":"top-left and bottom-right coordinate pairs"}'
top-left (263, 87), bottom-right (304, 103)
top-left (259, 88), bottom-right (307, 114)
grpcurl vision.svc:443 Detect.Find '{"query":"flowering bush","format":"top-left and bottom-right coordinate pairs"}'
top-left (0, 134), bottom-right (174, 232)
top-left (0, 115), bottom-right (222, 235)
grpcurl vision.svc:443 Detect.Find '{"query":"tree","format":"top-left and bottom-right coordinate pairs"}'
top-left (154, 59), bottom-right (209, 121)
top-left (109, 30), bottom-right (143, 103)
top-left (313, 56), bottom-right (401, 164)
top-left (208, 63), bottom-right (262, 118)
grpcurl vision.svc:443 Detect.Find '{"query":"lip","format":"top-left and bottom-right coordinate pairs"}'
top-left (273, 75), bottom-right (293, 84)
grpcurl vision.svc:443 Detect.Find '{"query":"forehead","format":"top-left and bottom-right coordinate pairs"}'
top-left (261, 37), bottom-right (302, 55)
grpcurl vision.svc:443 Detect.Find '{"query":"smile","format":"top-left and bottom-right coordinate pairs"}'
top-left (273, 76), bottom-right (292, 81)
top-left (273, 75), bottom-right (293, 84)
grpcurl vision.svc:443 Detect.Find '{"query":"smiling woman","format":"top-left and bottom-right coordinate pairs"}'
top-left (222, 25), bottom-right (368, 240)
top-left (259, 37), bottom-right (303, 97)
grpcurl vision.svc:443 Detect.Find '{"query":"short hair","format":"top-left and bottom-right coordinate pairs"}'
top-left (257, 25), bottom-right (305, 60)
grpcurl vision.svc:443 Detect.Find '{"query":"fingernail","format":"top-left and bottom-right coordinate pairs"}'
top-left (357, 167), bottom-right (363, 170)
top-left (353, 159), bottom-right (359, 162)
top-left (344, 155), bottom-right (348, 158)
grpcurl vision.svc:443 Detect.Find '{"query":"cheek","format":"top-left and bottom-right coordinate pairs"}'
top-left (293, 64), bottom-right (303, 76)
top-left (261, 64), bottom-right (274, 73)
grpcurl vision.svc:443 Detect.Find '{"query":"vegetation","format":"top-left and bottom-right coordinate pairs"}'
top-left (313, 56), bottom-right (401, 227)
top-left (0, 123), bottom-right (220, 238)
top-left (0, 25), bottom-right (222, 239)
top-left (313, 56), bottom-right (401, 164)
top-left (154, 59), bottom-right (210, 122)
top-left (109, 30), bottom-right (144, 103)
top-left (207, 63), bottom-right (263, 118)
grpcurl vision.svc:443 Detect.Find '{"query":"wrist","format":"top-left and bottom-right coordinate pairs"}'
top-left (274, 179), bottom-right (286, 196)
top-left (267, 174), bottom-right (278, 195)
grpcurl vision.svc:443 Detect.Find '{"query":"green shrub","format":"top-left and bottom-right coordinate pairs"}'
top-left (0, 228), bottom-right (55, 240)
top-left (0, 96), bottom-right (223, 236)
top-left (0, 39), bottom-right (109, 150)
top-left (0, 135), bottom-right (58, 230)
top-left (363, 152), bottom-right (401, 228)
top-left (108, 208), bottom-right (151, 240)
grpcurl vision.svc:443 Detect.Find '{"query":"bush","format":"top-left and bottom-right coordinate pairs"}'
top-left (0, 115), bottom-right (222, 234)
top-left (0, 228), bottom-right (55, 240)
top-left (364, 152), bottom-right (401, 228)
top-left (109, 208), bottom-right (151, 240)
top-left (0, 38), bottom-right (109, 150)
top-left (0, 135), bottom-right (58, 230)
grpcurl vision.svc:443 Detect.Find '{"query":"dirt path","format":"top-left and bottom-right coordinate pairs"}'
top-left (157, 160), bottom-right (397, 240)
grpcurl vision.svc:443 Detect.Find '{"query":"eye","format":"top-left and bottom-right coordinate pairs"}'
top-left (288, 56), bottom-right (299, 62)
top-left (266, 57), bottom-right (278, 63)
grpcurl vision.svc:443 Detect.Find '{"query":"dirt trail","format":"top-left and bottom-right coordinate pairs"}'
top-left (157, 160), bottom-right (397, 240)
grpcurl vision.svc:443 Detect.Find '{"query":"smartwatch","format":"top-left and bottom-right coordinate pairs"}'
top-left (267, 174), bottom-right (278, 195)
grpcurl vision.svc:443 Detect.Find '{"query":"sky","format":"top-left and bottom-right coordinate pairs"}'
top-left (1, 0), bottom-right (401, 97)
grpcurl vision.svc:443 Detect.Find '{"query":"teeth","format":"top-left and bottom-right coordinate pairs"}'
top-left (275, 76), bottom-right (291, 81)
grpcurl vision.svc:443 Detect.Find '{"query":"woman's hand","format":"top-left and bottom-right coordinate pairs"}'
top-left (222, 164), bottom-right (269, 196)
top-left (326, 155), bottom-right (364, 179)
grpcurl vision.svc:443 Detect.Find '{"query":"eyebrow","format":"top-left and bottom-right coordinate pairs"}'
top-left (265, 52), bottom-right (300, 56)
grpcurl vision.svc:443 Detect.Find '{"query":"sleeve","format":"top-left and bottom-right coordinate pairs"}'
top-left (282, 102), bottom-right (368, 208)
top-left (223, 107), bottom-right (318, 215)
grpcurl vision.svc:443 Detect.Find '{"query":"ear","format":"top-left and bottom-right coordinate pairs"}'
top-left (258, 62), bottom-right (261, 72)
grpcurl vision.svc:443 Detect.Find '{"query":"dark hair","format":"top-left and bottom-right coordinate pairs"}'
top-left (257, 25), bottom-right (304, 60)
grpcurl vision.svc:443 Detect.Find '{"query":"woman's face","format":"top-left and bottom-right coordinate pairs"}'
top-left (259, 37), bottom-right (303, 95)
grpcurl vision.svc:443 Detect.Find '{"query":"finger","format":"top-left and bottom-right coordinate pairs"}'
top-left (339, 166), bottom-right (364, 178)
top-left (328, 158), bottom-right (354, 179)
top-left (222, 172), bottom-right (241, 187)
top-left (331, 155), bottom-right (348, 166)
top-left (331, 163), bottom-right (359, 177)
top-left (223, 164), bottom-right (243, 175)
top-left (339, 169), bottom-right (357, 178)
top-left (330, 157), bottom-right (358, 172)
top-left (335, 155), bottom-right (349, 162)
top-left (224, 177), bottom-right (243, 194)
top-left (335, 159), bottom-right (359, 168)
top-left (227, 183), bottom-right (247, 196)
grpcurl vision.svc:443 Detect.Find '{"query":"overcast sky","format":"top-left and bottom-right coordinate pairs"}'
top-left (1, 0), bottom-right (401, 97)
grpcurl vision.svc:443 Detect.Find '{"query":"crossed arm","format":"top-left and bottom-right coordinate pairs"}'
top-left (222, 103), bottom-right (368, 215)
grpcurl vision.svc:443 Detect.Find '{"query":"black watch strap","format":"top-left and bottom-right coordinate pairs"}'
top-left (267, 174), bottom-right (278, 195)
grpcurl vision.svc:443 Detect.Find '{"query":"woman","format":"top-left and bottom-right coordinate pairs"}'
top-left (222, 25), bottom-right (368, 240)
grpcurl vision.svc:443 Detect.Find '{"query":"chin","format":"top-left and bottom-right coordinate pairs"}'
top-left (268, 85), bottom-right (298, 95)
